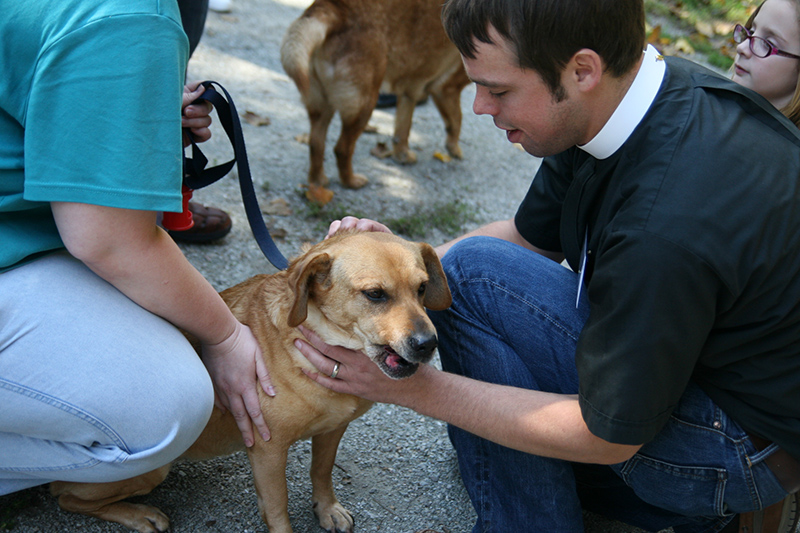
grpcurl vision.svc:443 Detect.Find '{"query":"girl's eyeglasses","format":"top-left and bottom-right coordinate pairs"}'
top-left (733, 24), bottom-right (800, 60)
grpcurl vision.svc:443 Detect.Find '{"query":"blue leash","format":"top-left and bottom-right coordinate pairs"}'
top-left (182, 81), bottom-right (289, 271)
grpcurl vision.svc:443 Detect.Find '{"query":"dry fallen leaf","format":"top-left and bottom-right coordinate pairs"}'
top-left (263, 197), bottom-right (292, 216)
top-left (268, 227), bottom-right (287, 239)
top-left (714, 21), bottom-right (734, 37)
top-left (242, 110), bottom-right (271, 127)
top-left (295, 133), bottom-right (310, 144)
top-left (694, 20), bottom-right (714, 39)
top-left (647, 24), bottom-right (662, 45)
top-left (304, 184), bottom-right (334, 206)
top-left (370, 141), bottom-right (392, 159)
top-left (674, 37), bottom-right (695, 54)
top-left (433, 151), bottom-right (451, 163)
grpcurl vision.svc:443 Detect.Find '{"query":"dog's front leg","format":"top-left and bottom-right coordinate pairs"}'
top-left (310, 423), bottom-right (354, 533)
top-left (247, 441), bottom-right (293, 533)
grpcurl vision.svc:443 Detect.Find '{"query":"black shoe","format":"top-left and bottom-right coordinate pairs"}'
top-left (376, 93), bottom-right (397, 108)
top-left (375, 93), bottom-right (429, 109)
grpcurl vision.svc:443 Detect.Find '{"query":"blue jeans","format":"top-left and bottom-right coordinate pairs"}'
top-left (0, 252), bottom-right (214, 495)
top-left (429, 237), bottom-right (788, 533)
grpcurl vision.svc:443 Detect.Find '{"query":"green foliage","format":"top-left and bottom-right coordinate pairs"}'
top-left (385, 201), bottom-right (477, 239)
top-left (674, 0), bottom-right (754, 24)
top-left (644, 0), bottom-right (759, 71)
top-left (300, 195), bottom-right (368, 234)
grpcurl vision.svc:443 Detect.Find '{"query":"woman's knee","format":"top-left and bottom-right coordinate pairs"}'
top-left (115, 338), bottom-right (214, 455)
top-left (79, 346), bottom-right (213, 481)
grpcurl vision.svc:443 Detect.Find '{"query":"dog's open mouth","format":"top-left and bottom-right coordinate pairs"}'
top-left (378, 345), bottom-right (419, 379)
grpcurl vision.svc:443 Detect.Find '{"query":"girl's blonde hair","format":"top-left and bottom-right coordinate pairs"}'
top-left (746, 0), bottom-right (800, 127)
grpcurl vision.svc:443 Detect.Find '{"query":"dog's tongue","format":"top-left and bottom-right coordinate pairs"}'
top-left (385, 349), bottom-right (407, 369)
top-left (385, 352), bottom-right (403, 369)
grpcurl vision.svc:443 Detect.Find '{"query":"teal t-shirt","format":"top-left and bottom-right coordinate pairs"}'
top-left (0, 0), bottom-right (189, 271)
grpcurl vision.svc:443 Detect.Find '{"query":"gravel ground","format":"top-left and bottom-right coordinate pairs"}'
top-left (4, 1), bottom-right (669, 531)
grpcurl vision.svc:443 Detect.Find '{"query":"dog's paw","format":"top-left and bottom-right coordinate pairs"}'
top-left (341, 173), bottom-right (369, 190)
top-left (308, 171), bottom-right (330, 187)
top-left (107, 502), bottom-right (170, 533)
top-left (392, 147), bottom-right (418, 165)
top-left (446, 141), bottom-right (464, 159)
top-left (305, 183), bottom-right (335, 205)
top-left (313, 501), bottom-right (354, 533)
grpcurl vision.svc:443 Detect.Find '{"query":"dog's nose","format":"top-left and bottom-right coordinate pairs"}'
top-left (410, 335), bottom-right (438, 359)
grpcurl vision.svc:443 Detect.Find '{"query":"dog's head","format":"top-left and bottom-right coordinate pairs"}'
top-left (286, 230), bottom-right (451, 379)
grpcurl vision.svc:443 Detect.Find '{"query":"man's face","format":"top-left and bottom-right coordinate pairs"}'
top-left (462, 27), bottom-right (587, 157)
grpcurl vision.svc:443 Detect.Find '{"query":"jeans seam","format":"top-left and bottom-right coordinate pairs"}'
top-left (0, 457), bottom-right (101, 474)
top-left (0, 378), bottom-right (130, 455)
top-left (477, 436), bottom-right (491, 532)
top-left (736, 438), bottom-right (764, 509)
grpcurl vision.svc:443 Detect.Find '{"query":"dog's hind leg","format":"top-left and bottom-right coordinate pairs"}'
top-left (247, 441), bottom-right (294, 533)
top-left (310, 423), bottom-right (354, 533)
top-left (307, 104), bottom-right (335, 188)
top-left (429, 66), bottom-right (470, 160)
top-left (334, 103), bottom-right (373, 189)
top-left (49, 465), bottom-right (171, 533)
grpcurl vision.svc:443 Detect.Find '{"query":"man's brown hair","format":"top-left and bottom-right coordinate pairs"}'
top-left (442, 0), bottom-right (646, 99)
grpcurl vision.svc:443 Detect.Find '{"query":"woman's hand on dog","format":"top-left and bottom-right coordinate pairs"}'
top-left (326, 216), bottom-right (393, 239)
top-left (201, 322), bottom-right (275, 447)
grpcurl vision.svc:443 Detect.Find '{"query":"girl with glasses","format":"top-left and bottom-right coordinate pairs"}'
top-left (732, 0), bottom-right (800, 126)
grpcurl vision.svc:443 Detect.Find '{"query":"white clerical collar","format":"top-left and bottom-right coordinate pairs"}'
top-left (579, 44), bottom-right (666, 160)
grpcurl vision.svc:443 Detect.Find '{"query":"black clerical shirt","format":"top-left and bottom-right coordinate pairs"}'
top-left (515, 56), bottom-right (800, 461)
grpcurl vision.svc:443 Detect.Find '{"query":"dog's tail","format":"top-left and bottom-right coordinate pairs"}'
top-left (280, 7), bottom-right (337, 98)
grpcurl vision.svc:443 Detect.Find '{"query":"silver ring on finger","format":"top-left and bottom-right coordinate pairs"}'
top-left (330, 362), bottom-right (341, 379)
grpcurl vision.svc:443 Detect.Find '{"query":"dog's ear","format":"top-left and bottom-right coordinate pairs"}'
top-left (287, 252), bottom-right (332, 327)
top-left (418, 243), bottom-right (452, 310)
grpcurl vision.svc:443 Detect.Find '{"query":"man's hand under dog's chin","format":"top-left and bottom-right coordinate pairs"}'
top-left (295, 324), bottom-right (429, 404)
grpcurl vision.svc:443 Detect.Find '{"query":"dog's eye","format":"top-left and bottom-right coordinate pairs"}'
top-left (363, 289), bottom-right (387, 302)
top-left (418, 282), bottom-right (427, 297)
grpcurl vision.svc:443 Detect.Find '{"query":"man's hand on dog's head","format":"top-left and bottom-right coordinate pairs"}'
top-left (326, 216), bottom-right (393, 239)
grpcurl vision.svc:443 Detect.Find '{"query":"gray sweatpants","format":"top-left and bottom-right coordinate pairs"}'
top-left (0, 251), bottom-right (214, 495)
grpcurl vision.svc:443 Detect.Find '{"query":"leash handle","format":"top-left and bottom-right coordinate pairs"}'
top-left (182, 81), bottom-right (289, 271)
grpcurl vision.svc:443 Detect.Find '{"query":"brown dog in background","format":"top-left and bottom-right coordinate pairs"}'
top-left (49, 231), bottom-right (451, 533)
top-left (280, 0), bottom-right (470, 192)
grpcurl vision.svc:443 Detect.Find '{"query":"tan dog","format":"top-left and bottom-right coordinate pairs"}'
top-left (280, 0), bottom-right (470, 191)
top-left (49, 231), bottom-right (451, 533)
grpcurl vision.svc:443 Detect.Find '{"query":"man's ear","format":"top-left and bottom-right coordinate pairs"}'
top-left (567, 49), bottom-right (604, 93)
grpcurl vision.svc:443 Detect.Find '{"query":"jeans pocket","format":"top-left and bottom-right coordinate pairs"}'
top-left (619, 454), bottom-right (728, 517)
